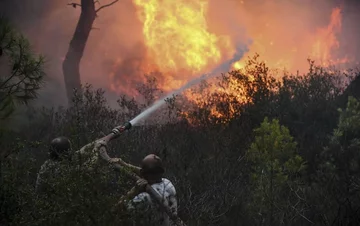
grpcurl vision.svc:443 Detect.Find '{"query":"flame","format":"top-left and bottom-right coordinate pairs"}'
top-left (109, 1), bottom-right (350, 124)
top-left (132, 0), bottom-right (232, 91)
top-left (310, 7), bottom-right (347, 66)
top-left (233, 7), bottom-right (346, 72)
top-left (128, 0), bottom-right (239, 122)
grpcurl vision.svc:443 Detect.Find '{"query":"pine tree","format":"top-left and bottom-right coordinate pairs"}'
top-left (0, 16), bottom-right (45, 124)
top-left (317, 96), bottom-right (360, 225)
top-left (247, 117), bottom-right (308, 225)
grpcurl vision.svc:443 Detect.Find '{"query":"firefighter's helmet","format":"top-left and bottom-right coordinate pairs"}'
top-left (49, 136), bottom-right (72, 160)
top-left (140, 154), bottom-right (165, 175)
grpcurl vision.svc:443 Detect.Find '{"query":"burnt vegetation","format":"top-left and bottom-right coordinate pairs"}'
top-left (2, 19), bottom-right (360, 226)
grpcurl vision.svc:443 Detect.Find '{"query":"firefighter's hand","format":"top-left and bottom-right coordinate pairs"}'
top-left (109, 157), bottom-right (127, 165)
top-left (135, 178), bottom-right (148, 193)
top-left (109, 157), bottom-right (121, 164)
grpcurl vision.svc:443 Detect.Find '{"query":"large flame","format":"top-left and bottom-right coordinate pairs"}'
top-left (109, 1), bottom-right (351, 123)
top-left (132, 0), bottom-right (232, 91)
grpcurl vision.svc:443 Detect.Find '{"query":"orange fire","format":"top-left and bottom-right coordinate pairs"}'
top-left (131, 0), bottom-right (233, 92)
top-left (109, 1), bottom-right (349, 123)
top-left (310, 7), bottom-right (347, 66)
top-left (233, 6), bottom-right (346, 72)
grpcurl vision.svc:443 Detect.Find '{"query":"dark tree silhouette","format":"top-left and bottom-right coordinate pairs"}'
top-left (63, 0), bottom-right (119, 104)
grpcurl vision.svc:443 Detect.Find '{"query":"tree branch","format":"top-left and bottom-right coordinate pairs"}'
top-left (95, 0), bottom-right (119, 13)
top-left (0, 42), bottom-right (23, 89)
top-left (67, 3), bottom-right (82, 8)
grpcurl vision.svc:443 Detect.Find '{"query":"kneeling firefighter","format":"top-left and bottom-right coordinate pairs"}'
top-left (95, 122), bottom-right (185, 226)
top-left (111, 154), bottom-right (178, 226)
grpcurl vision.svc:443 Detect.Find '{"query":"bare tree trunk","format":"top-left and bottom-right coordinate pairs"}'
top-left (62, 0), bottom-right (96, 104)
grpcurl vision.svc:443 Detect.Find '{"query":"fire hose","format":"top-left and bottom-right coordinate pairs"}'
top-left (96, 122), bottom-right (186, 226)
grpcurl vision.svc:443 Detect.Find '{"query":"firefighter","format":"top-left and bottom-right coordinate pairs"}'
top-left (35, 136), bottom-right (104, 193)
top-left (112, 154), bottom-right (178, 226)
top-left (35, 136), bottom-right (72, 193)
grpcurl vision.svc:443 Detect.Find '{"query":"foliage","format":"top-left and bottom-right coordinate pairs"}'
top-left (276, 62), bottom-right (345, 173)
top-left (0, 16), bottom-right (45, 124)
top-left (314, 96), bottom-right (360, 225)
top-left (246, 118), bottom-right (308, 226)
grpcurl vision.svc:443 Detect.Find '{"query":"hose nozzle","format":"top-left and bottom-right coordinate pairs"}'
top-left (111, 122), bottom-right (132, 135)
top-left (124, 122), bottom-right (132, 130)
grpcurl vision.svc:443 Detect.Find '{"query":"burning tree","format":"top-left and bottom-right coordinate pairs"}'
top-left (63, 0), bottom-right (119, 104)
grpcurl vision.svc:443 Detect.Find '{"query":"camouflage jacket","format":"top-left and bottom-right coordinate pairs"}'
top-left (35, 159), bottom-right (63, 193)
top-left (35, 141), bottom-right (105, 193)
top-left (127, 178), bottom-right (178, 226)
top-left (73, 142), bottom-right (102, 169)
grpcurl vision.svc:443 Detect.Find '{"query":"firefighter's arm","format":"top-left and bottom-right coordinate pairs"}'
top-left (91, 138), bottom-right (140, 175)
top-left (78, 137), bottom-right (106, 154)
top-left (35, 166), bottom-right (46, 193)
top-left (169, 193), bottom-right (178, 216)
top-left (114, 186), bottom-right (138, 208)
top-left (109, 157), bottom-right (141, 175)
top-left (78, 142), bottom-right (95, 153)
top-left (112, 179), bottom-right (147, 212)
top-left (73, 140), bottom-right (106, 171)
top-left (168, 185), bottom-right (178, 216)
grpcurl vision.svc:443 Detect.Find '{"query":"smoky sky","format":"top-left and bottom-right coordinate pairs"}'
top-left (0, 0), bottom-right (146, 106)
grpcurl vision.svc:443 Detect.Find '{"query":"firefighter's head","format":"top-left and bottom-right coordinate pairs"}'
top-left (49, 136), bottom-right (72, 161)
top-left (140, 154), bottom-right (165, 183)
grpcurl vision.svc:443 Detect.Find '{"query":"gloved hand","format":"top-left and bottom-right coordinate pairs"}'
top-left (134, 178), bottom-right (148, 193)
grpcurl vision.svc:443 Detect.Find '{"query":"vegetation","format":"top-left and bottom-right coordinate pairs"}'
top-left (1, 21), bottom-right (360, 225)
top-left (0, 17), bottom-right (45, 123)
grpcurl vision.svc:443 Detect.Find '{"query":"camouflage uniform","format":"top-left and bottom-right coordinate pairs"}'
top-left (128, 178), bottom-right (178, 226)
top-left (35, 159), bottom-right (62, 193)
top-left (73, 140), bottom-right (119, 193)
top-left (35, 137), bottom-right (72, 193)
top-left (35, 139), bottom-right (103, 193)
top-left (73, 142), bottom-right (102, 170)
top-left (118, 154), bottom-right (178, 226)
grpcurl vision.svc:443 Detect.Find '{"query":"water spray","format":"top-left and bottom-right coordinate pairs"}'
top-left (130, 44), bottom-right (247, 126)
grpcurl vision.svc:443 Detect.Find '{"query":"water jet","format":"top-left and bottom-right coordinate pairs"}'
top-left (129, 45), bottom-right (246, 126)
